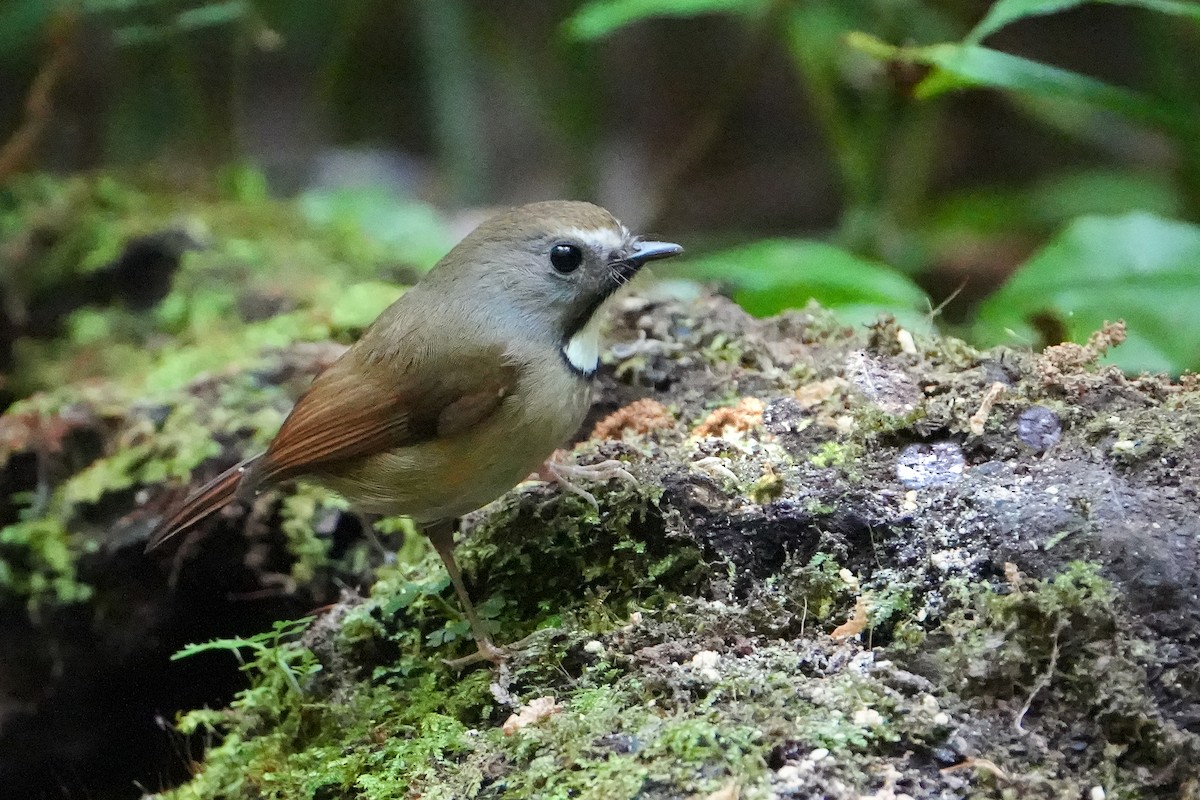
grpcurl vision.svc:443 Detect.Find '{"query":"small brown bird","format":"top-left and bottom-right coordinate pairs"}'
top-left (147, 200), bottom-right (682, 665)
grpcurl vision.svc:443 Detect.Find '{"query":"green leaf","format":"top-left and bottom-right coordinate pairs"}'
top-left (684, 239), bottom-right (930, 328)
top-left (969, 0), bottom-right (1200, 43)
top-left (564, 0), bottom-right (766, 40)
top-left (1027, 169), bottom-right (1182, 223)
top-left (847, 34), bottom-right (1198, 141)
top-left (967, 0), bottom-right (1088, 42)
top-left (174, 0), bottom-right (250, 31)
top-left (1110, 0), bottom-right (1200, 21)
top-left (974, 212), bottom-right (1200, 374)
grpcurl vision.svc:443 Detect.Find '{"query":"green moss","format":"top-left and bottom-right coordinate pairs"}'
top-left (447, 482), bottom-right (704, 651)
top-left (943, 562), bottom-right (1166, 758)
top-left (278, 487), bottom-right (342, 585)
top-left (700, 332), bottom-right (745, 369)
top-left (166, 596), bottom-right (933, 800)
top-left (748, 464), bottom-right (785, 504)
top-left (809, 440), bottom-right (859, 470)
top-left (3, 174), bottom-right (437, 398)
top-left (62, 399), bottom-right (222, 505)
top-left (0, 517), bottom-right (93, 613)
top-left (851, 403), bottom-right (927, 439)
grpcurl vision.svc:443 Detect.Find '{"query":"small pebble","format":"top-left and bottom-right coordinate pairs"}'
top-left (776, 764), bottom-right (803, 783)
top-left (583, 640), bottom-right (605, 656)
top-left (1017, 405), bottom-right (1062, 452)
top-left (692, 650), bottom-right (721, 670)
top-left (853, 708), bottom-right (884, 727)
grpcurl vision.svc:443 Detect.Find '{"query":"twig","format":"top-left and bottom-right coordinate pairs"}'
top-left (1014, 624), bottom-right (1061, 734)
top-left (969, 382), bottom-right (1006, 436)
top-left (941, 757), bottom-right (1011, 782)
top-left (0, 11), bottom-right (77, 183)
top-left (924, 279), bottom-right (968, 323)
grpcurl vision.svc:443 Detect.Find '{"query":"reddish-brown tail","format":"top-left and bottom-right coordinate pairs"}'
top-left (145, 456), bottom-right (258, 552)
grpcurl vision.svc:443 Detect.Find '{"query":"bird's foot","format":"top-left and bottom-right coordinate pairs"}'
top-left (442, 637), bottom-right (508, 670)
top-left (441, 630), bottom-right (544, 671)
top-left (545, 456), bottom-right (636, 508)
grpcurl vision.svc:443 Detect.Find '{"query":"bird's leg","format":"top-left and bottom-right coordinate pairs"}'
top-left (543, 450), bottom-right (636, 509)
top-left (424, 520), bottom-right (506, 668)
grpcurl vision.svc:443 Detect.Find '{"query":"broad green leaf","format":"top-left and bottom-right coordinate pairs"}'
top-left (974, 213), bottom-right (1200, 374)
top-left (969, 0), bottom-right (1200, 43)
top-left (684, 239), bottom-right (931, 329)
top-left (848, 34), bottom-right (1198, 140)
top-left (564, 0), bottom-right (767, 40)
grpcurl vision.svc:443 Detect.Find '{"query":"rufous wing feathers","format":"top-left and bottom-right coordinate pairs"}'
top-left (146, 344), bottom-right (518, 552)
top-left (144, 456), bottom-right (257, 552)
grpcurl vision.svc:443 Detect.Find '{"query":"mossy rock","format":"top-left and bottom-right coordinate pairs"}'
top-left (2, 176), bottom-right (1200, 799)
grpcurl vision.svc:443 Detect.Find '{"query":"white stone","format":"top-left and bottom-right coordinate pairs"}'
top-left (853, 707), bottom-right (885, 727)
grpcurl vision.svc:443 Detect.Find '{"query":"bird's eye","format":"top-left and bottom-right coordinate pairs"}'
top-left (550, 243), bottom-right (583, 274)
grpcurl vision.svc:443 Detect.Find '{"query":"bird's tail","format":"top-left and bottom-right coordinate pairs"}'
top-left (145, 456), bottom-right (258, 552)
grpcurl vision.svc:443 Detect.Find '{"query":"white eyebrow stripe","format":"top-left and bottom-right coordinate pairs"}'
top-left (561, 226), bottom-right (628, 253)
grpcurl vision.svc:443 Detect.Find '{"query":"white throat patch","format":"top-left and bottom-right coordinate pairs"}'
top-left (558, 222), bottom-right (630, 376)
top-left (563, 312), bottom-right (602, 375)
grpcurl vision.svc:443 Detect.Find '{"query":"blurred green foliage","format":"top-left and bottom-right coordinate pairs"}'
top-left (0, 174), bottom-right (445, 397)
top-left (975, 213), bottom-right (1200, 373)
top-left (684, 239), bottom-right (931, 330)
top-left (572, 0), bottom-right (1200, 372)
top-left (1, 0), bottom-right (1199, 373)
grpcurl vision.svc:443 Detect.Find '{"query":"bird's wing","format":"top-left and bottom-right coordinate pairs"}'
top-left (255, 343), bottom-right (517, 484)
top-left (146, 342), bottom-right (517, 552)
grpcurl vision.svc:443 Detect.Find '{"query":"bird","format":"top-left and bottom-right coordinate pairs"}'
top-left (146, 200), bottom-right (683, 666)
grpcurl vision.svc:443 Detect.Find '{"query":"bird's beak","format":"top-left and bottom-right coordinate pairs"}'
top-left (627, 240), bottom-right (684, 266)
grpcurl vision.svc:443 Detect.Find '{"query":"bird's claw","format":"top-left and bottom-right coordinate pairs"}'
top-left (546, 458), bottom-right (636, 509)
top-left (442, 638), bottom-right (508, 670)
top-left (441, 629), bottom-right (547, 671)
